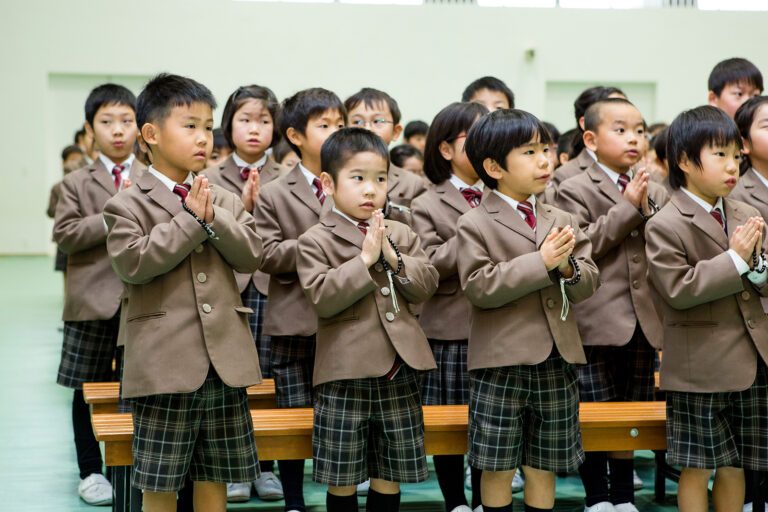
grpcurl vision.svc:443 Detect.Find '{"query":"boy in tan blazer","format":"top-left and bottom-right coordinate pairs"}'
top-left (647, 106), bottom-right (768, 512)
top-left (104, 74), bottom-right (263, 512)
top-left (554, 98), bottom-right (668, 512)
top-left (459, 109), bottom-right (600, 512)
top-left (52, 83), bottom-right (146, 506)
top-left (296, 127), bottom-right (438, 512)
top-left (253, 87), bottom-right (346, 512)
top-left (344, 88), bottom-right (429, 225)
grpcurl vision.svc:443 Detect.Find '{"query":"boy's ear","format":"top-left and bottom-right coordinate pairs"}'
top-left (391, 124), bottom-right (403, 144)
top-left (84, 121), bottom-right (94, 139)
top-left (483, 158), bottom-right (503, 180)
top-left (707, 90), bottom-right (719, 108)
top-left (578, 116), bottom-right (586, 131)
top-left (438, 140), bottom-right (453, 161)
top-left (319, 171), bottom-right (335, 196)
top-left (583, 130), bottom-right (598, 153)
top-left (286, 127), bottom-right (302, 148)
top-left (141, 123), bottom-right (159, 148)
top-left (678, 151), bottom-right (692, 175)
top-left (559, 153), bottom-right (570, 166)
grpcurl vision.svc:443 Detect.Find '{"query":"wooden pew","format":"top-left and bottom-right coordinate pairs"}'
top-left (83, 379), bottom-right (277, 414)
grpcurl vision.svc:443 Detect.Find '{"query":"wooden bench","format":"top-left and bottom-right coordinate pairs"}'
top-left (92, 401), bottom-right (667, 466)
top-left (83, 380), bottom-right (277, 414)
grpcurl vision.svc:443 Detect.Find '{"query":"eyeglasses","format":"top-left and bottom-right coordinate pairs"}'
top-left (350, 119), bottom-right (394, 128)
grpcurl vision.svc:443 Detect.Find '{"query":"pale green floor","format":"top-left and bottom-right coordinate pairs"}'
top-left (0, 256), bottom-right (684, 511)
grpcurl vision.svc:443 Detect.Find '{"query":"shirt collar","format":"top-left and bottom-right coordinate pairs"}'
top-left (493, 189), bottom-right (536, 214)
top-left (585, 148), bottom-right (597, 163)
top-left (232, 152), bottom-right (267, 170)
top-left (681, 187), bottom-right (725, 215)
top-left (148, 166), bottom-right (194, 192)
top-left (449, 173), bottom-right (484, 192)
top-left (752, 168), bottom-right (768, 190)
top-left (299, 162), bottom-right (319, 186)
top-left (99, 153), bottom-right (134, 173)
top-left (332, 207), bottom-right (367, 228)
top-left (596, 160), bottom-right (632, 187)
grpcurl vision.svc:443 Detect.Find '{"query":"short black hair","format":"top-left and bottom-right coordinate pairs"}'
top-left (708, 58), bottom-right (764, 96)
top-left (321, 127), bottom-right (389, 181)
top-left (279, 88), bottom-right (346, 158)
top-left (136, 73), bottom-right (217, 132)
top-left (344, 88), bottom-right (401, 125)
top-left (465, 109), bottom-right (553, 190)
top-left (570, 85), bottom-right (626, 158)
top-left (557, 128), bottom-right (578, 162)
top-left (220, 85), bottom-right (279, 149)
top-left (651, 127), bottom-right (669, 164)
top-left (461, 76), bottom-right (515, 109)
top-left (272, 138), bottom-right (297, 165)
top-left (84, 84), bottom-right (136, 126)
top-left (212, 128), bottom-right (230, 151)
top-left (667, 105), bottom-right (742, 190)
top-left (583, 98), bottom-right (637, 133)
top-left (542, 121), bottom-right (560, 143)
top-left (423, 102), bottom-right (488, 185)
top-left (390, 144), bottom-right (423, 168)
top-left (735, 95), bottom-right (768, 174)
top-left (74, 128), bottom-right (86, 145)
top-left (61, 145), bottom-right (83, 161)
top-left (404, 120), bottom-right (429, 139)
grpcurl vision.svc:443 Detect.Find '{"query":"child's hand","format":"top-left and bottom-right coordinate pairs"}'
top-left (204, 182), bottom-right (214, 224)
top-left (122, 178), bottom-right (132, 189)
top-left (624, 169), bottom-right (649, 212)
top-left (361, 210), bottom-right (383, 268)
top-left (730, 217), bottom-right (764, 265)
top-left (185, 176), bottom-right (207, 219)
top-left (240, 169), bottom-right (260, 212)
top-left (540, 226), bottom-right (576, 271)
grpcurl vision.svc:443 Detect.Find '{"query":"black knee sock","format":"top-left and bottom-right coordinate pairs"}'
top-left (278, 459), bottom-right (306, 512)
top-left (578, 452), bottom-right (609, 507)
top-left (482, 503), bottom-right (513, 512)
top-left (260, 460), bottom-right (276, 474)
top-left (327, 492), bottom-right (359, 512)
top-left (176, 475), bottom-right (194, 512)
top-left (73, 389), bottom-right (103, 479)
top-left (366, 489), bottom-right (401, 512)
top-left (524, 505), bottom-right (552, 512)
top-left (607, 458), bottom-right (634, 505)
top-left (470, 466), bottom-right (483, 510)
top-left (434, 455), bottom-right (469, 511)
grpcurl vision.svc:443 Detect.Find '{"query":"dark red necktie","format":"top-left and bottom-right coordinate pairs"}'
top-left (239, 165), bottom-right (264, 181)
top-left (617, 174), bottom-right (630, 194)
top-left (517, 201), bottom-right (536, 230)
top-left (173, 183), bottom-right (191, 203)
top-left (112, 165), bottom-right (124, 190)
top-left (461, 188), bottom-right (482, 208)
top-left (711, 208), bottom-right (725, 230)
top-left (312, 177), bottom-right (325, 205)
top-left (357, 222), bottom-right (368, 235)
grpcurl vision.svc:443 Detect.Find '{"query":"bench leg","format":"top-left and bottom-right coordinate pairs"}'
top-left (112, 466), bottom-right (142, 512)
top-left (654, 451), bottom-right (666, 503)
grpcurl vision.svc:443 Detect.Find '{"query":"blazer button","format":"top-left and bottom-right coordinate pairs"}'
top-left (546, 298), bottom-right (555, 309)
top-left (385, 312), bottom-right (395, 322)
top-left (630, 230), bottom-right (639, 238)
top-left (202, 303), bottom-right (212, 313)
top-left (194, 245), bottom-right (204, 253)
top-left (381, 287), bottom-right (391, 296)
top-left (632, 254), bottom-right (640, 263)
top-left (197, 273), bottom-right (207, 283)
top-left (748, 319), bottom-right (756, 329)
top-left (632, 280), bottom-right (640, 289)
top-left (374, 263), bottom-right (384, 272)
top-left (742, 291), bottom-right (751, 301)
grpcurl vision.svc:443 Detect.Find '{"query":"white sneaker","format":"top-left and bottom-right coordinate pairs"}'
top-left (585, 502), bottom-right (616, 512)
top-left (78, 473), bottom-right (113, 506)
top-left (473, 506), bottom-right (483, 512)
top-left (450, 506), bottom-right (473, 512)
top-left (465, 466), bottom-right (472, 490)
top-left (614, 503), bottom-right (639, 512)
top-left (632, 469), bottom-right (643, 490)
top-left (253, 471), bottom-right (284, 501)
top-left (511, 470), bottom-right (524, 493)
top-left (226, 482), bottom-right (251, 503)
top-left (357, 479), bottom-right (370, 495)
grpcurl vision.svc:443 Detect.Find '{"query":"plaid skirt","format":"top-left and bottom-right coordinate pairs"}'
top-left (56, 315), bottom-right (120, 389)
top-left (241, 282), bottom-right (272, 378)
top-left (421, 339), bottom-right (469, 406)
top-left (270, 335), bottom-right (316, 408)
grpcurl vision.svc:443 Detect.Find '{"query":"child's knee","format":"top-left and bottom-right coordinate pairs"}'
top-left (328, 485), bottom-right (358, 496)
top-left (482, 469), bottom-right (516, 487)
top-left (369, 478), bottom-right (399, 494)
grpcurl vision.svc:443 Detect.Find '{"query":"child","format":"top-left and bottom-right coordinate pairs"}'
top-left (75, 126), bottom-right (98, 163)
top-left (345, 88), bottom-right (428, 225)
top-left (708, 57), bottom-right (763, 119)
top-left (550, 86), bottom-right (627, 193)
top-left (273, 138), bottom-right (301, 169)
top-left (296, 127), bottom-right (438, 512)
top-left (646, 105), bottom-right (768, 512)
top-left (52, 83), bottom-right (146, 506)
top-left (461, 76), bottom-right (515, 111)
top-left (458, 109), bottom-right (600, 512)
top-left (554, 98), bottom-right (668, 512)
top-left (556, 129), bottom-right (578, 168)
top-left (542, 121), bottom-right (561, 173)
top-left (390, 144), bottom-right (424, 176)
top-left (208, 127), bottom-right (232, 164)
top-left (48, 146), bottom-right (85, 278)
top-left (202, 84), bottom-right (287, 503)
top-left (411, 101), bottom-right (487, 512)
top-left (104, 73), bottom-right (263, 512)
top-left (403, 120), bottom-right (428, 154)
top-left (254, 87), bottom-right (346, 512)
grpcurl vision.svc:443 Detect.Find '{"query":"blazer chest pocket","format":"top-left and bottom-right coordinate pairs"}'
top-left (235, 306), bottom-right (254, 314)
top-left (127, 312), bottom-right (166, 323)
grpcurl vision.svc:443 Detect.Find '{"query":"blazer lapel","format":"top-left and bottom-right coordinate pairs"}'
top-left (586, 162), bottom-right (623, 206)
top-left (535, 203), bottom-right (557, 249)
top-left (220, 155), bottom-right (245, 192)
top-left (326, 212), bottom-right (365, 250)
top-left (724, 197), bottom-right (748, 238)
top-left (743, 170), bottom-right (768, 208)
top-left (436, 181), bottom-right (471, 215)
top-left (672, 191), bottom-right (728, 250)
top-left (576, 148), bottom-right (595, 171)
top-left (484, 192), bottom-right (536, 243)
top-left (261, 159), bottom-right (284, 183)
top-left (89, 159), bottom-right (118, 196)
top-left (138, 172), bottom-right (184, 217)
top-left (287, 165), bottom-right (322, 215)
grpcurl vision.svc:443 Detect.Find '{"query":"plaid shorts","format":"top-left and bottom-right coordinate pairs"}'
top-left (422, 339), bottom-right (469, 406)
top-left (666, 361), bottom-right (768, 471)
top-left (57, 315), bottom-right (120, 389)
top-left (270, 335), bottom-right (315, 408)
top-left (313, 366), bottom-right (428, 486)
top-left (130, 368), bottom-right (259, 492)
top-left (241, 282), bottom-right (272, 379)
top-left (579, 326), bottom-right (656, 402)
top-left (468, 356), bottom-right (584, 473)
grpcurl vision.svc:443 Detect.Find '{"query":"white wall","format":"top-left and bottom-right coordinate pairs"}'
top-left (1, 0), bottom-right (767, 253)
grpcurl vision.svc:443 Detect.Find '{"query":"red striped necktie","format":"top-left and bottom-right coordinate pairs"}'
top-left (173, 183), bottom-right (191, 202)
top-left (517, 201), bottom-right (536, 230)
top-left (312, 177), bottom-right (326, 205)
top-left (617, 174), bottom-right (630, 194)
top-left (112, 165), bottom-right (124, 190)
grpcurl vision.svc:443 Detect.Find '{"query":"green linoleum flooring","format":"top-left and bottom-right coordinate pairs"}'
top-left (0, 256), bottom-right (683, 511)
